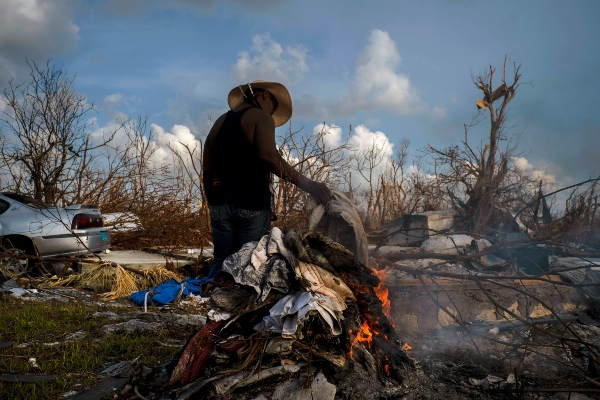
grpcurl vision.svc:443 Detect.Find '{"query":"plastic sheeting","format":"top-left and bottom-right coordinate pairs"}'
top-left (130, 278), bottom-right (202, 307)
top-left (220, 241), bottom-right (293, 303)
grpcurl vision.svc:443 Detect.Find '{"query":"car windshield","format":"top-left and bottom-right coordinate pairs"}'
top-left (1, 193), bottom-right (52, 208)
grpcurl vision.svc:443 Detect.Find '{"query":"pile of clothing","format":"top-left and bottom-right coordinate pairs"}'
top-left (169, 227), bottom-right (368, 387)
top-left (166, 191), bottom-right (409, 395)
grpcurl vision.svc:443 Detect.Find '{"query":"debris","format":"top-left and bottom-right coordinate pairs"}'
top-left (379, 209), bottom-right (457, 247)
top-left (0, 374), bottom-right (56, 382)
top-left (99, 360), bottom-right (132, 376)
top-left (257, 290), bottom-right (346, 338)
top-left (282, 371), bottom-right (337, 400)
top-left (212, 363), bottom-right (305, 395)
top-left (67, 376), bottom-right (128, 400)
top-left (28, 357), bottom-right (39, 368)
top-left (420, 234), bottom-right (474, 254)
top-left (169, 320), bottom-right (224, 387)
top-left (220, 240), bottom-right (293, 303)
top-left (101, 319), bottom-right (163, 334)
top-left (208, 308), bottom-right (233, 321)
top-left (506, 373), bottom-right (516, 384)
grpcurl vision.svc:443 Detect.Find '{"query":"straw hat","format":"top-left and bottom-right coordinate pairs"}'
top-left (227, 80), bottom-right (292, 127)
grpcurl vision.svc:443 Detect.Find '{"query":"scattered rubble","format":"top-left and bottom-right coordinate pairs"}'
top-left (2, 206), bottom-right (600, 399)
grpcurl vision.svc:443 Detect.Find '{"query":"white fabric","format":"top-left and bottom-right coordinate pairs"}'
top-left (208, 309), bottom-right (233, 321)
top-left (256, 290), bottom-right (346, 338)
top-left (251, 227), bottom-right (294, 270)
top-left (295, 260), bottom-right (355, 305)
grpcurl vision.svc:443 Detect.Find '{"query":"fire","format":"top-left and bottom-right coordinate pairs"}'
top-left (349, 320), bottom-right (374, 359)
top-left (356, 320), bottom-right (373, 346)
top-left (372, 268), bottom-right (394, 326)
top-left (403, 342), bottom-right (412, 351)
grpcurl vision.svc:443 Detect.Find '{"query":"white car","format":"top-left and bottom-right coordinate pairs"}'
top-left (103, 212), bottom-right (142, 233)
top-left (0, 192), bottom-right (111, 273)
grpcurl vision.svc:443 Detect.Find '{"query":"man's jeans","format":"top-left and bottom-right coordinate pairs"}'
top-left (209, 204), bottom-right (271, 272)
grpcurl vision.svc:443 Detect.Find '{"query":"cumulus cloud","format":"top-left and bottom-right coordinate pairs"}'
top-left (90, 119), bottom-right (203, 174)
top-left (232, 33), bottom-right (308, 85)
top-left (311, 122), bottom-right (395, 190)
top-left (101, 93), bottom-right (138, 110)
top-left (0, 0), bottom-right (79, 86)
top-left (150, 124), bottom-right (202, 167)
top-left (312, 122), bottom-right (343, 149)
top-left (335, 30), bottom-right (445, 118)
top-left (348, 125), bottom-right (395, 190)
top-left (349, 124), bottom-right (394, 160)
top-left (512, 156), bottom-right (557, 188)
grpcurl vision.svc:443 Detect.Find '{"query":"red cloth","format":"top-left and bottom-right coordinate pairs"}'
top-left (169, 320), bottom-right (224, 387)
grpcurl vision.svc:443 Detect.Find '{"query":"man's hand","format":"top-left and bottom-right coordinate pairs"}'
top-left (305, 180), bottom-right (333, 205)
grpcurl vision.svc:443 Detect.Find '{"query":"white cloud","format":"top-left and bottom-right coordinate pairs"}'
top-left (312, 123), bottom-right (395, 190)
top-left (336, 30), bottom-right (445, 118)
top-left (232, 33), bottom-right (308, 85)
top-left (312, 122), bottom-right (343, 149)
top-left (100, 93), bottom-right (141, 117)
top-left (348, 125), bottom-right (396, 194)
top-left (150, 124), bottom-right (202, 167)
top-left (512, 156), bottom-right (557, 188)
top-left (0, 0), bottom-right (79, 86)
top-left (349, 125), bottom-right (394, 156)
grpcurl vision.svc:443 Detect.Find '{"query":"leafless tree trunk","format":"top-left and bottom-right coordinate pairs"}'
top-left (426, 57), bottom-right (538, 235)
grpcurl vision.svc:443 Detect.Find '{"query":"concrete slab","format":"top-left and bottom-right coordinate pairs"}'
top-left (81, 250), bottom-right (186, 270)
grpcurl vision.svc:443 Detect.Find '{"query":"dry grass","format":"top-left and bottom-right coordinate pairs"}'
top-left (47, 262), bottom-right (186, 301)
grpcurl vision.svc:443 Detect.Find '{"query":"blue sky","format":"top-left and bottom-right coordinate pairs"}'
top-left (1, 0), bottom-right (599, 194)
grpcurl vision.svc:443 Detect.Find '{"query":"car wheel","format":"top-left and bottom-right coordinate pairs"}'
top-left (0, 248), bottom-right (30, 277)
top-left (0, 239), bottom-right (38, 277)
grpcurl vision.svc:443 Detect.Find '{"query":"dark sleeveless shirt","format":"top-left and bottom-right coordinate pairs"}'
top-left (205, 107), bottom-right (271, 210)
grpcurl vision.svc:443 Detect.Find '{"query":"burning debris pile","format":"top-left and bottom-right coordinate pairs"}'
top-left (163, 227), bottom-right (413, 399)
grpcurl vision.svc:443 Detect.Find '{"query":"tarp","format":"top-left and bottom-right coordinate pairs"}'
top-left (130, 278), bottom-right (202, 307)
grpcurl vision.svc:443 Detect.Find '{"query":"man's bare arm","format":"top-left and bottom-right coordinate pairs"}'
top-left (253, 113), bottom-right (332, 204)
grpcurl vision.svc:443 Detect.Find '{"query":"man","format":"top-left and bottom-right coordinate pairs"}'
top-left (203, 80), bottom-right (332, 270)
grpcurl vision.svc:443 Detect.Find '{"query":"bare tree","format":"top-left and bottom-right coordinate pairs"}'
top-left (372, 138), bottom-right (410, 225)
top-left (0, 59), bottom-right (115, 204)
top-left (351, 135), bottom-right (389, 228)
top-left (427, 57), bottom-right (538, 235)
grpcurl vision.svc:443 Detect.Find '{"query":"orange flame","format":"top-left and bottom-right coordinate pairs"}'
top-left (349, 320), bottom-right (374, 359)
top-left (373, 268), bottom-right (395, 326)
top-left (356, 320), bottom-right (373, 346)
top-left (384, 364), bottom-right (391, 376)
top-left (383, 356), bottom-right (392, 376)
top-left (403, 342), bottom-right (412, 351)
